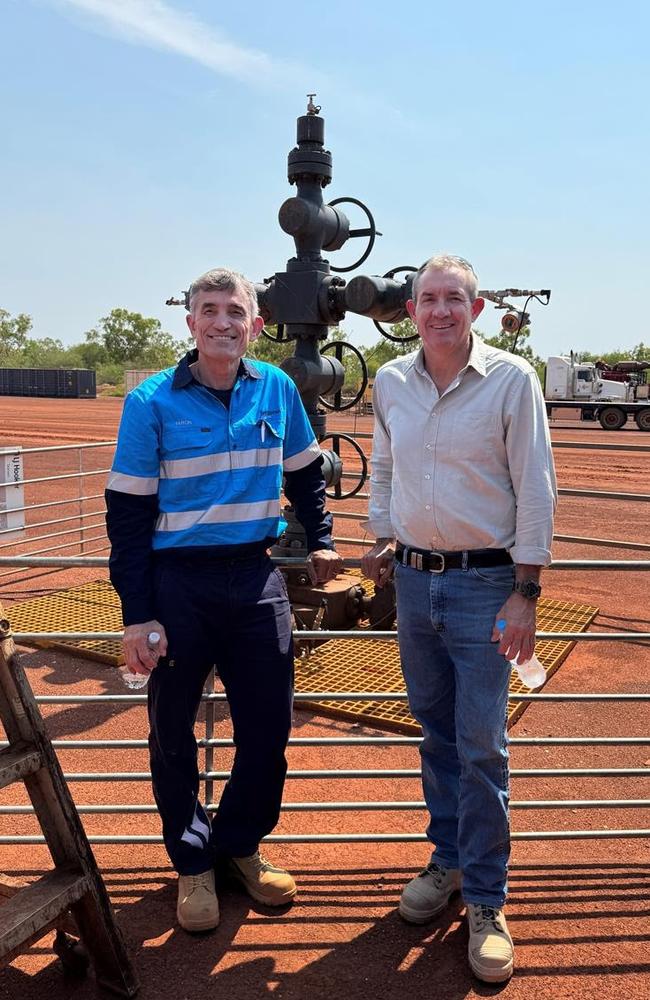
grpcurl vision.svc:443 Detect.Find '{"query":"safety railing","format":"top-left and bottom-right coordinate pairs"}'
top-left (0, 442), bottom-right (113, 583)
top-left (0, 554), bottom-right (648, 845)
top-left (2, 437), bottom-right (649, 585)
top-left (1, 428), bottom-right (648, 847)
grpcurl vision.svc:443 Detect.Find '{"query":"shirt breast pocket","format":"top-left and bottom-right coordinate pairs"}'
top-left (259, 415), bottom-right (286, 445)
top-left (161, 425), bottom-right (213, 457)
top-left (451, 411), bottom-right (501, 461)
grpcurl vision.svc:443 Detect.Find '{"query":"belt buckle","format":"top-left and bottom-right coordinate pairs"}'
top-left (429, 551), bottom-right (445, 574)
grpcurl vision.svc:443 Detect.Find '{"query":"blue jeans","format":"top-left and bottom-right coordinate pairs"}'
top-left (394, 560), bottom-right (514, 908)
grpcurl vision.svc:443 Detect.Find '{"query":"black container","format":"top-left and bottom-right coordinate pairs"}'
top-left (0, 368), bottom-right (97, 398)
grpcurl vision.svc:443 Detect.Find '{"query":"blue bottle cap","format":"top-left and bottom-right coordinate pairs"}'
top-left (496, 618), bottom-right (507, 631)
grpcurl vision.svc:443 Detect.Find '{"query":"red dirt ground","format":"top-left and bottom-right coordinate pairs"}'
top-left (0, 396), bottom-right (648, 1000)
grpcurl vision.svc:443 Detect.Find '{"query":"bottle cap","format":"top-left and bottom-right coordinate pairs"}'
top-left (496, 618), bottom-right (507, 631)
top-left (148, 631), bottom-right (161, 644)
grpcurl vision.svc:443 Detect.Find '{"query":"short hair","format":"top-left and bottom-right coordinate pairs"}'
top-left (411, 254), bottom-right (479, 303)
top-left (187, 267), bottom-right (259, 318)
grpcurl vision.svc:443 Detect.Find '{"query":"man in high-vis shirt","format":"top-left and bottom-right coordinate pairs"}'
top-left (106, 267), bottom-right (342, 933)
top-left (362, 255), bottom-right (556, 983)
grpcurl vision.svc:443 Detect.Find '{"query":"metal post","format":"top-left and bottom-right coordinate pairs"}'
top-left (204, 668), bottom-right (215, 808)
top-left (77, 447), bottom-right (84, 554)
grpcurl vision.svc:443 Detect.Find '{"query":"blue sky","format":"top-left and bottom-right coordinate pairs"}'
top-left (1, 0), bottom-right (648, 358)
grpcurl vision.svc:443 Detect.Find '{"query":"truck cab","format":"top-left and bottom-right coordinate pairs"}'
top-left (545, 355), bottom-right (630, 402)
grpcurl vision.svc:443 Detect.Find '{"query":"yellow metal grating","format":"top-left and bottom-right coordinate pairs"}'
top-left (6, 583), bottom-right (598, 733)
top-left (7, 580), bottom-right (125, 665)
top-left (294, 597), bottom-right (599, 734)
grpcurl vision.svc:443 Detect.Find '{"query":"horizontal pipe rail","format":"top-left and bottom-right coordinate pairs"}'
top-left (553, 534), bottom-right (650, 550)
top-left (551, 441), bottom-right (650, 453)
top-left (12, 436), bottom-right (650, 455)
top-left (10, 629), bottom-right (650, 642)
top-left (558, 487), bottom-right (650, 502)
top-left (2, 556), bottom-right (649, 571)
top-left (2, 799), bottom-right (647, 815)
top-left (0, 468), bottom-right (109, 490)
top-left (42, 767), bottom-right (650, 782)
top-left (344, 430), bottom-right (650, 453)
top-left (5, 441), bottom-right (116, 455)
top-left (3, 735), bottom-right (649, 750)
top-left (0, 518), bottom-right (106, 552)
top-left (2, 830), bottom-right (648, 844)
top-left (0, 508), bottom-right (106, 539)
top-left (343, 483), bottom-right (650, 505)
top-left (29, 692), bottom-right (650, 705)
top-left (2, 534), bottom-right (106, 566)
top-left (2, 493), bottom-right (105, 517)
top-left (329, 513), bottom-right (650, 550)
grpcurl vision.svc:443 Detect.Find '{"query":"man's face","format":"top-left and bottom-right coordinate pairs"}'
top-left (407, 268), bottom-right (484, 358)
top-left (186, 286), bottom-right (263, 365)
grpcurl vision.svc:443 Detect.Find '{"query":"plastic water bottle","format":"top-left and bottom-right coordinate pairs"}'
top-left (496, 619), bottom-right (546, 689)
top-left (121, 631), bottom-right (160, 690)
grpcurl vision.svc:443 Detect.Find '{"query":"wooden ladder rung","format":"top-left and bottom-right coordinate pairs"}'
top-left (0, 864), bottom-right (90, 963)
top-left (0, 743), bottom-right (42, 789)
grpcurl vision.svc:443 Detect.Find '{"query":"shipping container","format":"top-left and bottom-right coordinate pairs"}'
top-left (0, 368), bottom-right (96, 398)
top-left (124, 370), bottom-right (159, 393)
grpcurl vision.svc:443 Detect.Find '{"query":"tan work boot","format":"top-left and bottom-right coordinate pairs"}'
top-left (399, 861), bottom-right (462, 923)
top-left (229, 851), bottom-right (297, 906)
top-left (466, 903), bottom-right (514, 983)
top-left (176, 869), bottom-right (219, 932)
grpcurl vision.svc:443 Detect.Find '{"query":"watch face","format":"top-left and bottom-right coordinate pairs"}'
top-left (516, 579), bottom-right (542, 599)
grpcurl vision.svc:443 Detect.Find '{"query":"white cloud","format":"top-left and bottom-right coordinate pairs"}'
top-left (49, 0), bottom-right (308, 88)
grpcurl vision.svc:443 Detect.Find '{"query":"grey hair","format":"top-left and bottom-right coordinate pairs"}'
top-left (187, 267), bottom-right (259, 317)
top-left (411, 254), bottom-right (479, 303)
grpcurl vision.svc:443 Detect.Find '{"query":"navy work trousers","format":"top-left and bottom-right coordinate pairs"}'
top-left (147, 553), bottom-right (294, 875)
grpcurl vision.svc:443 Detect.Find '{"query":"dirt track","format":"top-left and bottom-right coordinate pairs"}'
top-left (0, 396), bottom-right (649, 1000)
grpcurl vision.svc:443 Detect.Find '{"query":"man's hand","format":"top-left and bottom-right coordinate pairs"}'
top-left (123, 620), bottom-right (168, 675)
top-left (306, 549), bottom-right (344, 585)
top-left (491, 593), bottom-right (536, 665)
top-left (361, 538), bottom-right (395, 588)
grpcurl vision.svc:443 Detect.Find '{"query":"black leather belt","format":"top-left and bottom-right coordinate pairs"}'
top-left (396, 543), bottom-right (512, 574)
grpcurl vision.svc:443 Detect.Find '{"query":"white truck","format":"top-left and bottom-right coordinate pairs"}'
top-left (543, 354), bottom-right (650, 431)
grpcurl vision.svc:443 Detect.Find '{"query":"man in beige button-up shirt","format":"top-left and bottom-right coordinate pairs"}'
top-left (362, 254), bottom-right (556, 984)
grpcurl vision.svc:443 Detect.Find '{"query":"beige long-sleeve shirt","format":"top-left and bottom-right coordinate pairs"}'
top-left (365, 336), bottom-right (557, 566)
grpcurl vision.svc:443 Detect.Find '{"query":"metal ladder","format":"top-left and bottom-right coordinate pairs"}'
top-left (0, 604), bottom-right (138, 996)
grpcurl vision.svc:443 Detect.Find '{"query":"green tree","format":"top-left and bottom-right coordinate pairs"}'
top-left (19, 337), bottom-right (68, 368)
top-left (361, 319), bottom-right (419, 379)
top-left (84, 308), bottom-right (189, 369)
top-left (247, 326), bottom-right (296, 366)
top-left (0, 308), bottom-right (33, 362)
top-left (578, 343), bottom-right (650, 364)
top-left (480, 325), bottom-right (545, 380)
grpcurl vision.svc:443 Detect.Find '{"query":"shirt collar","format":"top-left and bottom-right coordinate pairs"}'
top-left (412, 333), bottom-right (488, 379)
top-left (172, 349), bottom-right (262, 389)
top-left (465, 333), bottom-right (488, 377)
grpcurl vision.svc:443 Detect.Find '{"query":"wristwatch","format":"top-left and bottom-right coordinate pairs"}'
top-left (513, 579), bottom-right (542, 600)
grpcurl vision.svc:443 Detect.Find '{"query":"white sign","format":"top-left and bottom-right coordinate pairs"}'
top-left (0, 447), bottom-right (25, 540)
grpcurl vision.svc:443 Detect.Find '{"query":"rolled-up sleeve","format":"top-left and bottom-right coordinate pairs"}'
top-left (505, 371), bottom-right (557, 566)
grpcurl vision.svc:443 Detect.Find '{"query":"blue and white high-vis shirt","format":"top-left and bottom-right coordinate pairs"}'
top-left (107, 354), bottom-right (322, 550)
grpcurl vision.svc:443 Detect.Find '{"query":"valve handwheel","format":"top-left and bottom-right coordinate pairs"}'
top-left (373, 266), bottom-right (420, 342)
top-left (328, 197), bottom-right (379, 273)
top-left (319, 340), bottom-right (369, 411)
top-left (319, 432), bottom-right (368, 499)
